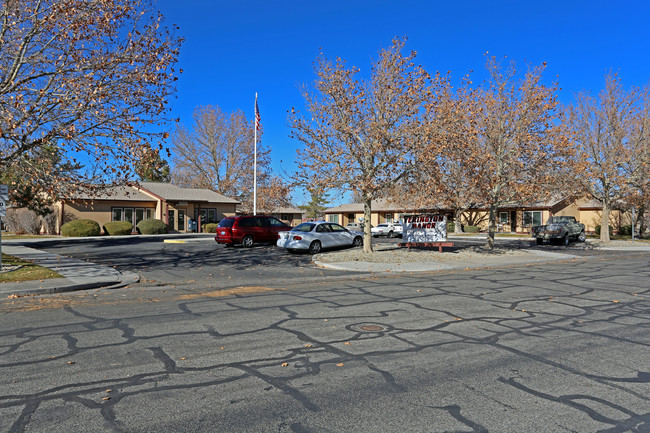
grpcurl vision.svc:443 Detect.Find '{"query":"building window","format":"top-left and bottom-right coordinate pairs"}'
top-left (385, 213), bottom-right (393, 223)
top-left (207, 209), bottom-right (217, 223)
top-left (146, 209), bottom-right (153, 219)
top-left (523, 211), bottom-right (542, 227)
top-left (135, 208), bottom-right (145, 227)
top-left (328, 214), bottom-right (339, 224)
top-left (124, 208), bottom-right (134, 228)
top-left (112, 208), bottom-right (123, 221)
top-left (499, 212), bottom-right (509, 224)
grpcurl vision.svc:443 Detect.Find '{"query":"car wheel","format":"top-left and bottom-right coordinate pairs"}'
top-left (242, 235), bottom-right (254, 248)
top-left (388, 231), bottom-right (394, 238)
top-left (562, 233), bottom-right (569, 247)
top-left (577, 231), bottom-right (586, 242)
top-left (353, 236), bottom-right (363, 247)
top-left (536, 238), bottom-right (544, 245)
top-left (308, 240), bottom-right (322, 254)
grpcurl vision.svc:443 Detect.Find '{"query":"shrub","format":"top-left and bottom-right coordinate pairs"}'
top-left (61, 219), bottom-right (101, 237)
top-left (595, 225), bottom-right (613, 236)
top-left (618, 225), bottom-right (632, 236)
top-left (4, 208), bottom-right (42, 235)
top-left (203, 223), bottom-right (218, 233)
top-left (464, 225), bottom-right (480, 233)
top-left (137, 218), bottom-right (168, 234)
top-left (446, 222), bottom-right (455, 232)
top-left (103, 221), bottom-right (133, 236)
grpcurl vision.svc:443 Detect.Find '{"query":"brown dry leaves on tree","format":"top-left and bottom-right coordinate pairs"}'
top-left (406, 73), bottom-right (483, 234)
top-left (466, 57), bottom-right (570, 249)
top-left (171, 105), bottom-right (291, 213)
top-left (0, 0), bottom-right (182, 200)
top-left (408, 56), bottom-right (570, 249)
top-left (567, 75), bottom-right (650, 241)
top-left (290, 37), bottom-right (433, 252)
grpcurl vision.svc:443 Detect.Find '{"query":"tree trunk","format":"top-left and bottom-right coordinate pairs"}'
top-left (600, 201), bottom-right (611, 242)
top-left (454, 209), bottom-right (464, 234)
top-left (637, 204), bottom-right (646, 239)
top-left (363, 197), bottom-right (373, 253)
top-left (486, 203), bottom-right (497, 250)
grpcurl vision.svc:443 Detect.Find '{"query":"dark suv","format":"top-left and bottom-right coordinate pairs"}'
top-left (215, 215), bottom-right (291, 247)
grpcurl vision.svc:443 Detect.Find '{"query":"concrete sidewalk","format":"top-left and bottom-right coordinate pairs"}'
top-left (0, 233), bottom-right (215, 297)
top-left (1, 244), bottom-right (140, 297)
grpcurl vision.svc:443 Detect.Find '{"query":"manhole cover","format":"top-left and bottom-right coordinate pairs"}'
top-left (346, 323), bottom-right (391, 333)
top-left (360, 325), bottom-right (384, 332)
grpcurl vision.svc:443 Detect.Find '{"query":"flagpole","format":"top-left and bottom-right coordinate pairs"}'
top-left (253, 92), bottom-right (258, 216)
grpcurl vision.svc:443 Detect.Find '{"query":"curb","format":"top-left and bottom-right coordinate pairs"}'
top-left (313, 249), bottom-right (582, 273)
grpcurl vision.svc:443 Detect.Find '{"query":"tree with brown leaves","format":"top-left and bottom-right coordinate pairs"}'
top-left (290, 38), bottom-right (433, 252)
top-left (171, 105), bottom-right (291, 213)
top-left (471, 57), bottom-right (570, 250)
top-left (567, 75), bottom-right (648, 241)
top-left (408, 75), bottom-right (482, 234)
top-left (0, 0), bottom-right (182, 204)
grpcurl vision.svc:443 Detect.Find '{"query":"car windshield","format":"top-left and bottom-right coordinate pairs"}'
top-left (547, 217), bottom-right (573, 224)
top-left (377, 224), bottom-right (388, 227)
top-left (218, 218), bottom-right (235, 228)
top-left (292, 223), bottom-right (315, 232)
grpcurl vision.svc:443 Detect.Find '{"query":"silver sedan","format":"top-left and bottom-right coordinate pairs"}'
top-left (277, 221), bottom-right (363, 254)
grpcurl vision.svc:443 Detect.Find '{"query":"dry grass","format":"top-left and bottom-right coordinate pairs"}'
top-left (0, 254), bottom-right (62, 283)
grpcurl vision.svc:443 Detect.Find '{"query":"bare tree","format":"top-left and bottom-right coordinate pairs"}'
top-left (567, 75), bottom-right (647, 241)
top-left (171, 105), bottom-right (291, 212)
top-left (0, 0), bottom-right (182, 203)
top-left (289, 38), bottom-right (434, 252)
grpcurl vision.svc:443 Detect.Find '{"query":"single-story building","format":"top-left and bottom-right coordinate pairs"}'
top-left (55, 182), bottom-right (240, 234)
top-left (265, 206), bottom-right (306, 226)
top-left (324, 197), bottom-right (631, 234)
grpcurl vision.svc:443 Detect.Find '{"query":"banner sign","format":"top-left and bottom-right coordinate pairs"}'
top-left (403, 214), bottom-right (447, 243)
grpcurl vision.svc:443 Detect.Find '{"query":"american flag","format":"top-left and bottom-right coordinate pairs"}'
top-left (255, 95), bottom-right (261, 132)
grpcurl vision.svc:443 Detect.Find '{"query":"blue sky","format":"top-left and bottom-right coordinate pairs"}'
top-left (155, 0), bottom-right (650, 206)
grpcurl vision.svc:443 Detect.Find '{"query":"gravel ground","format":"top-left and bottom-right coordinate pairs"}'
top-left (314, 239), bottom-right (650, 264)
top-left (314, 243), bottom-right (530, 264)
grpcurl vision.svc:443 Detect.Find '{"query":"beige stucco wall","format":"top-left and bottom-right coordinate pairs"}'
top-left (61, 200), bottom-right (238, 234)
top-left (579, 209), bottom-right (625, 233)
top-left (63, 200), bottom-right (156, 234)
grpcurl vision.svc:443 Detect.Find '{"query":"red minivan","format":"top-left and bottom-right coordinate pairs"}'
top-left (215, 215), bottom-right (291, 247)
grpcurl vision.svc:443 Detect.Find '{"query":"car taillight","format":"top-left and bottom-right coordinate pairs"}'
top-left (293, 235), bottom-right (302, 240)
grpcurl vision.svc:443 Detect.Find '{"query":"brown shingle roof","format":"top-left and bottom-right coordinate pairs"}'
top-left (272, 206), bottom-right (306, 214)
top-left (137, 182), bottom-right (240, 204)
top-left (65, 186), bottom-right (157, 202)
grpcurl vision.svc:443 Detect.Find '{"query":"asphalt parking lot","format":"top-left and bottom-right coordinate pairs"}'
top-left (19, 235), bottom-right (612, 290)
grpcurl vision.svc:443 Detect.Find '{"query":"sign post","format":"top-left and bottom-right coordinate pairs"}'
top-left (0, 184), bottom-right (8, 270)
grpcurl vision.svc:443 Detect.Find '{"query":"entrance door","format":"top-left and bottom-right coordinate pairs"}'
top-left (178, 210), bottom-right (185, 232)
top-left (168, 210), bottom-right (175, 231)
